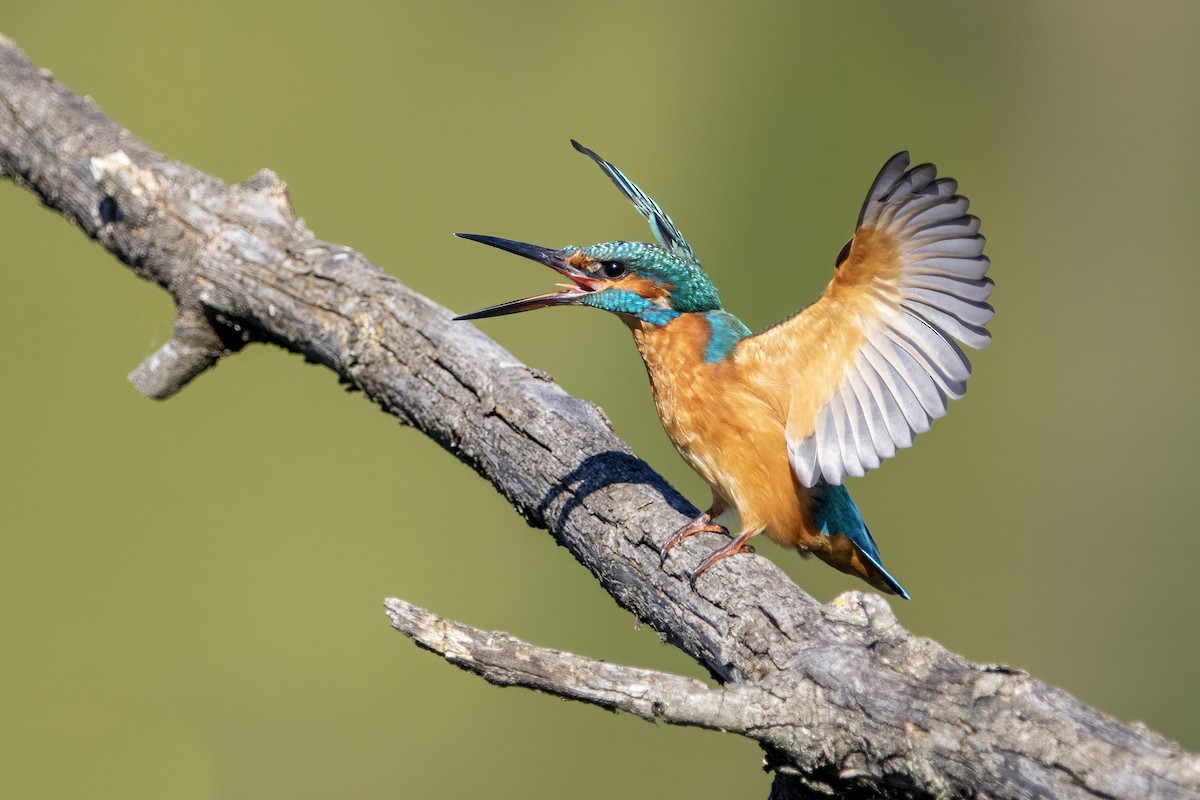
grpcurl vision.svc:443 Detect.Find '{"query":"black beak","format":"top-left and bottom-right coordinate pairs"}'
top-left (453, 234), bottom-right (599, 320)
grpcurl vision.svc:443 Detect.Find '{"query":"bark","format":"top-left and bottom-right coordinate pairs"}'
top-left (1, 33), bottom-right (1196, 800)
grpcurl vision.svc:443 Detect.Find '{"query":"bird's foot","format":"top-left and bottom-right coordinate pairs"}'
top-left (660, 512), bottom-right (728, 566)
top-left (689, 530), bottom-right (758, 589)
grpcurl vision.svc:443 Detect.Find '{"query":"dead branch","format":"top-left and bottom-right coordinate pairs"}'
top-left (385, 597), bottom-right (782, 732)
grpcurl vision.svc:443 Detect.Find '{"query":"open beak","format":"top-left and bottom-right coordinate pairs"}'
top-left (453, 234), bottom-right (601, 320)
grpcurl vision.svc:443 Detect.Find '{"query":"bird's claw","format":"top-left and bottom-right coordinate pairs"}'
top-left (659, 513), bottom-right (727, 567)
top-left (686, 531), bottom-right (758, 590)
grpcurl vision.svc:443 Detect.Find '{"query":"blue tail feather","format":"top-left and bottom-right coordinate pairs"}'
top-left (811, 481), bottom-right (911, 600)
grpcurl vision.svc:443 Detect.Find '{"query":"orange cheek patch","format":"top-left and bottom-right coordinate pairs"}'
top-left (614, 275), bottom-right (671, 300)
top-left (566, 251), bottom-right (592, 268)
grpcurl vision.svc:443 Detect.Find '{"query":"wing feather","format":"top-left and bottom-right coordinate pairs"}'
top-left (840, 384), bottom-right (881, 472)
top-left (895, 189), bottom-right (964, 229)
top-left (908, 215), bottom-right (981, 241)
top-left (816, 403), bottom-right (846, 485)
top-left (904, 286), bottom-right (994, 321)
top-left (859, 153), bottom-right (912, 226)
top-left (905, 256), bottom-right (990, 281)
top-left (878, 178), bottom-right (956, 230)
top-left (828, 393), bottom-right (863, 479)
top-left (736, 152), bottom-right (993, 486)
top-left (860, 342), bottom-right (933, 434)
top-left (904, 234), bottom-right (987, 259)
top-left (845, 367), bottom-right (900, 458)
top-left (791, 433), bottom-right (821, 488)
top-left (874, 331), bottom-right (948, 417)
top-left (885, 315), bottom-right (969, 397)
top-left (905, 273), bottom-right (994, 302)
top-left (903, 300), bottom-right (991, 350)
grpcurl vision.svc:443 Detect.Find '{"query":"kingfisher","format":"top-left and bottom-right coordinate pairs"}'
top-left (455, 141), bottom-right (992, 598)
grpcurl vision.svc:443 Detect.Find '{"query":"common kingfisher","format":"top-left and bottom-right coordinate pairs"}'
top-left (455, 141), bottom-right (992, 598)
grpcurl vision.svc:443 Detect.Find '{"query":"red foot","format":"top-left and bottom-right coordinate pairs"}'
top-left (660, 512), bottom-right (727, 566)
top-left (689, 530), bottom-right (758, 588)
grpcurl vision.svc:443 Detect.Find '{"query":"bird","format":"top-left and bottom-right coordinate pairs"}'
top-left (454, 140), bottom-right (993, 598)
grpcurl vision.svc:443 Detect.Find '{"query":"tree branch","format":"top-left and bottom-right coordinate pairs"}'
top-left (1, 33), bottom-right (1196, 800)
top-left (385, 597), bottom-right (780, 733)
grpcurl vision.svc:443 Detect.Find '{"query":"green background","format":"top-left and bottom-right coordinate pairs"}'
top-left (3, 2), bottom-right (1198, 797)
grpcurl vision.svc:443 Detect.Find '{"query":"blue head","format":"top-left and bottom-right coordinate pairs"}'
top-left (456, 142), bottom-right (723, 326)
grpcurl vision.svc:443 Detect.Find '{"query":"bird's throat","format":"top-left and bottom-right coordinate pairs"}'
top-left (627, 310), bottom-right (750, 375)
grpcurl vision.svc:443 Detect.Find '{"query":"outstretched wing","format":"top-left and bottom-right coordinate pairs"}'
top-left (571, 140), bottom-right (701, 267)
top-left (735, 152), bottom-right (993, 487)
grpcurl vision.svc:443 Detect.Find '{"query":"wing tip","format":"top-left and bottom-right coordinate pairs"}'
top-left (859, 151), bottom-right (913, 226)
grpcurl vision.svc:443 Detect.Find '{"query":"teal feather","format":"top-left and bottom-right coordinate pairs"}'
top-left (582, 288), bottom-right (679, 326)
top-left (810, 481), bottom-right (910, 599)
top-left (702, 310), bottom-right (752, 362)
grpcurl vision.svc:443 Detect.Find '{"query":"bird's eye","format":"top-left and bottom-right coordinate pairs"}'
top-left (600, 260), bottom-right (627, 279)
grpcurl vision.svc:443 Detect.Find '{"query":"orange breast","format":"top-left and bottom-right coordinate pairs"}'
top-left (628, 314), bottom-right (821, 551)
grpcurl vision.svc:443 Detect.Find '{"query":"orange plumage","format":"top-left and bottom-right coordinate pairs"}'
top-left (628, 309), bottom-right (902, 592)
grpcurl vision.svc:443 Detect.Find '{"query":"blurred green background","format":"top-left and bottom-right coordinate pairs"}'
top-left (3, 2), bottom-right (1198, 797)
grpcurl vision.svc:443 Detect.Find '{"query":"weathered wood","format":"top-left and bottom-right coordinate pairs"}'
top-left (385, 597), bottom-right (784, 730)
top-left (1, 33), bottom-right (1196, 800)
